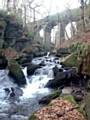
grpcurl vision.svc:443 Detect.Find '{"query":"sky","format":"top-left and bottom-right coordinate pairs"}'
top-left (0, 0), bottom-right (80, 19)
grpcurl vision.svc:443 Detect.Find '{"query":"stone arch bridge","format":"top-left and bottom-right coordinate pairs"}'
top-left (31, 5), bottom-right (90, 51)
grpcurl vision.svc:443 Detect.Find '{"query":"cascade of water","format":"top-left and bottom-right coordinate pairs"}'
top-left (48, 69), bottom-right (54, 78)
top-left (21, 56), bottom-right (61, 98)
top-left (46, 52), bottom-right (50, 57)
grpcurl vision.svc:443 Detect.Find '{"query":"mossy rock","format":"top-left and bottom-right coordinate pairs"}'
top-left (39, 90), bottom-right (61, 104)
top-left (27, 63), bottom-right (40, 75)
top-left (8, 59), bottom-right (26, 86)
top-left (63, 53), bottom-right (78, 67)
top-left (61, 95), bottom-right (77, 104)
top-left (85, 93), bottom-right (90, 120)
top-left (29, 114), bottom-right (37, 120)
top-left (0, 53), bottom-right (8, 69)
top-left (61, 95), bottom-right (86, 117)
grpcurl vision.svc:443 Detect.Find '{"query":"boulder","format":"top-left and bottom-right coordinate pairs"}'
top-left (39, 90), bottom-right (61, 104)
top-left (0, 19), bottom-right (6, 48)
top-left (0, 53), bottom-right (8, 69)
top-left (8, 59), bottom-right (26, 86)
top-left (46, 68), bottom-right (81, 89)
top-left (62, 53), bottom-right (78, 67)
top-left (53, 65), bottom-right (63, 77)
top-left (16, 54), bottom-right (33, 66)
top-left (27, 63), bottom-right (40, 75)
top-left (56, 48), bottom-right (70, 57)
top-left (45, 72), bottom-right (66, 88)
top-left (4, 47), bottom-right (18, 59)
top-left (72, 88), bottom-right (84, 102)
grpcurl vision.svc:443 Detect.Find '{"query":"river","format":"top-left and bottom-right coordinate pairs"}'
top-left (0, 54), bottom-right (61, 120)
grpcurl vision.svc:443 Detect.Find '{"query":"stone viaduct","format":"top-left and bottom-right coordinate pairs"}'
top-left (31, 5), bottom-right (90, 51)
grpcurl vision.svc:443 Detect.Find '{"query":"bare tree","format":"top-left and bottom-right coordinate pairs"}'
top-left (6, 0), bottom-right (11, 11)
top-left (79, 0), bottom-right (85, 31)
top-left (12, 0), bottom-right (18, 13)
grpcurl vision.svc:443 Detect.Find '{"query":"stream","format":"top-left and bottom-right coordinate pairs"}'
top-left (0, 54), bottom-right (61, 120)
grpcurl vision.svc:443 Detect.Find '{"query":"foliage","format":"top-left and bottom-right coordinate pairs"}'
top-left (27, 31), bottom-right (34, 39)
top-left (63, 53), bottom-right (78, 67)
top-left (29, 114), bottom-right (37, 120)
top-left (61, 95), bottom-right (76, 105)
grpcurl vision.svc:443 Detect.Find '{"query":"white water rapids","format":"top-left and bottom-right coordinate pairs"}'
top-left (21, 55), bottom-right (61, 98)
top-left (0, 55), bottom-right (62, 120)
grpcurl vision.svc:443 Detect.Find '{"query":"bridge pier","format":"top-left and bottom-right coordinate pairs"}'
top-left (44, 30), bottom-right (51, 51)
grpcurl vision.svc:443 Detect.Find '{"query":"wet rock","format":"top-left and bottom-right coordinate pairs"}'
top-left (17, 54), bottom-right (33, 66)
top-left (62, 87), bottom-right (73, 95)
top-left (53, 65), bottom-right (63, 76)
top-left (72, 88), bottom-right (85, 102)
top-left (8, 59), bottom-right (26, 86)
top-left (27, 63), bottom-right (40, 75)
top-left (56, 48), bottom-right (70, 57)
top-left (45, 72), bottom-right (66, 88)
top-left (11, 115), bottom-right (28, 120)
top-left (39, 90), bottom-right (61, 104)
top-left (0, 113), bottom-right (9, 120)
top-left (39, 61), bottom-right (45, 67)
top-left (46, 68), bottom-right (81, 88)
top-left (53, 65), bottom-right (59, 76)
top-left (0, 19), bottom-right (6, 49)
top-left (0, 53), bottom-right (8, 69)
top-left (86, 79), bottom-right (90, 91)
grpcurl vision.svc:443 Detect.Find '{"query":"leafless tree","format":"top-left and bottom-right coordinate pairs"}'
top-left (6, 0), bottom-right (11, 11)
top-left (79, 0), bottom-right (85, 31)
top-left (12, 0), bottom-right (18, 13)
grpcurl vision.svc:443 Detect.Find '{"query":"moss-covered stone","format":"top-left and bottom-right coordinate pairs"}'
top-left (29, 114), bottom-right (37, 120)
top-left (0, 20), bottom-right (6, 48)
top-left (63, 53), bottom-right (78, 67)
top-left (61, 95), bottom-right (86, 117)
top-left (39, 90), bottom-right (61, 104)
top-left (8, 59), bottom-right (26, 86)
top-left (64, 43), bottom-right (90, 75)
top-left (85, 93), bottom-right (90, 120)
top-left (61, 95), bottom-right (77, 104)
top-left (0, 51), bottom-right (8, 69)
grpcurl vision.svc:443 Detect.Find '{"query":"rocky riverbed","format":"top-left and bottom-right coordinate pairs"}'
top-left (0, 53), bottom-right (89, 120)
top-left (0, 54), bottom-right (62, 120)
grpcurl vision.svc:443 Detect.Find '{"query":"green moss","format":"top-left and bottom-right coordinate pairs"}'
top-left (63, 53), bottom-right (77, 67)
top-left (8, 59), bottom-right (26, 85)
top-left (8, 59), bottom-right (23, 77)
top-left (61, 95), bottom-right (77, 104)
top-left (61, 95), bottom-right (86, 117)
top-left (29, 114), bottom-right (37, 120)
top-left (78, 103), bottom-right (86, 117)
top-left (39, 90), bottom-right (61, 104)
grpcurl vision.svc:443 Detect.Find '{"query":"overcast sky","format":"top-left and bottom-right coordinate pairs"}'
top-left (0, 0), bottom-right (80, 19)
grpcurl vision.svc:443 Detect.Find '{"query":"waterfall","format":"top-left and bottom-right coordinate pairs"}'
top-left (21, 55), bottom-right (62, 98)
top-left (46, 52), bottom-right (50, 57)
top-left (0, 55), bottom-right (61, 100)
top-left (21, 67), bottom-right (53, 98)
